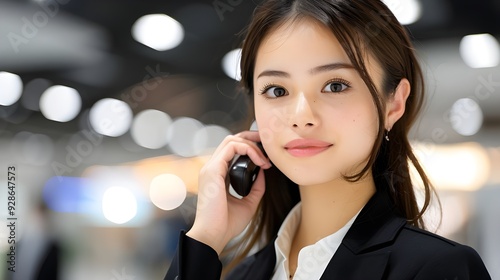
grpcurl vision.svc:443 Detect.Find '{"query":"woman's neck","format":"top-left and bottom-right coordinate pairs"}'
top-left (295, 173), bottom-right (376, 246)
top-left (288, 173), bottom-right (376, 277)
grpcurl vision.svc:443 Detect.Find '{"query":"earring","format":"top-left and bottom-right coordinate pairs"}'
top-left (385, 129), bottom-right (390, 141)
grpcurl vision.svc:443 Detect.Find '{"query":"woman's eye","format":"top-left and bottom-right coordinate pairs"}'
top-left (323, 81), bottom-right (349, 93)
top-left (263, 86), bottom-right (287, 98)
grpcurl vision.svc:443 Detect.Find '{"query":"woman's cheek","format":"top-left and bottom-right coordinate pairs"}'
top-left (256, 106), bottom-right (287, 143)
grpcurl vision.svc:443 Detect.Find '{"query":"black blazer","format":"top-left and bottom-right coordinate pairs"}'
top-left (165, 190), bottom-right (491, 279)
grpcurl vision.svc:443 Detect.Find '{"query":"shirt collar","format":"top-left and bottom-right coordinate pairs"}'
top-left (273, 202), bottom-right (361, 275)
top-left (274, 202), bottom-right (302, 263)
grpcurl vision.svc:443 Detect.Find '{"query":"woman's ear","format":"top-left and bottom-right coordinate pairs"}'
top-left (385, 78), bottom-right (410, 130)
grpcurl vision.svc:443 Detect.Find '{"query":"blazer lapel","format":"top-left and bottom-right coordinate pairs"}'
top-left (321, 190), bottom-right (407, 279)
top-left (227, 190), bottom-right (407, 280)
top-left (225, 240), bottom-right (276, 280)
top-left (245, 242), bottom-right (276, 280)
top-left (321, 246), bottom-right (391, 279)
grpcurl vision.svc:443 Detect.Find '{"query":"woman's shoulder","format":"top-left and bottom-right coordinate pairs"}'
top-left (394, 223), bottom-right (482, 260)
top-left (398, 224), bottom-right (476, 252)
top-left (388, 224), bottom-right (491, 279)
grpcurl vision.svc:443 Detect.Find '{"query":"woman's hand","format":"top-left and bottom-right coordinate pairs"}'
top-left (186, 131), bottom-right (272, 254)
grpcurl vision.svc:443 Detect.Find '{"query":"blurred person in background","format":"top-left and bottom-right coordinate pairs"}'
top-left (5, 200), bottom-right (60, 280)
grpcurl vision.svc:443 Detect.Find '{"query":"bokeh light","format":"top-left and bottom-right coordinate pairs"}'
top-left (40, 85), bottom-right (82, 122)
top-left (382, 0), bottom-right (422, 25)
top-left (131, 14), bottom-right (184, 51)
top-left (131, 109), bottom-right (172, 149)
top-left (102, 186), bottom-right (138, 224)
top-left (0, 71), bottom-right (23, 106)
top-left (449, 98), bottom-right (483, 136)
top-left (193, 124), bottom-right (231, 153)
top-left (166, 117), bottom-right (204, 157)
top-left (89, 98), bottom-right (133, 137)
top-left (149, 174), bottom-right (187, 211)
top-left (412, 142), bottom-right (490, 191)
top-left (460, 33), bottom-right (500, 68)
top-left (43, 176), bottom-right (90, 213)
top-left (222, 48), bottom-right (242, 81)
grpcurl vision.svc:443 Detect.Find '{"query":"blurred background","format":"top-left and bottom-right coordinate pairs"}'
top-left (0, 0), bottom-right (499, 279)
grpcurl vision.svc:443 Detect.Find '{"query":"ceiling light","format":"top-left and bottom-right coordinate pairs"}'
top-left (131, 14), bottom-right (184, 51)
top-left (460, 33), bottom-right (500, 68)
top-left (0, 72), bottom-right (23, 106)
top-left (39, 85), bottom-right (81, 122)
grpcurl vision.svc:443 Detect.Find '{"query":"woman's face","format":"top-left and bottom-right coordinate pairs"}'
top-left (253, 18), bottom-right (384, 187)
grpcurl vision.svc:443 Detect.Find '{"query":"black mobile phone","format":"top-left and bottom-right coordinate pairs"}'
top-left (229, 142), bottom-right (265, 197)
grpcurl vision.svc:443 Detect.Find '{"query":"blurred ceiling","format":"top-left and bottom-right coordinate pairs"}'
top-left (0, 0), bottom-right (499, 144)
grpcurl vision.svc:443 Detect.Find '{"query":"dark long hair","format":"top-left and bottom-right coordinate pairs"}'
top-left (223, 0), bottom-right (436, 274)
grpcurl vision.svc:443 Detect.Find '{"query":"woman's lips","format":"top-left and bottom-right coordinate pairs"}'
top-left (284, 139), bottom-right (333, 157)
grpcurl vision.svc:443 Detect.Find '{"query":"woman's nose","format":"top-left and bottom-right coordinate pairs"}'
top-left (289, 92), bottom-right (318, 129)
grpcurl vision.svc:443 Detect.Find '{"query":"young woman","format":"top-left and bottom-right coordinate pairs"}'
top-left (165, 0), bottom-right (491, 279)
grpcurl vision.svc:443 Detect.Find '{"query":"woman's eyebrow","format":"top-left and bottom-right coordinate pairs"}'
top-left (256, 70), bottom-right (290, 79)
top-left (256, 62), bottom-right (354, 79)
top-left (309, 62), bottom-right (354, 74)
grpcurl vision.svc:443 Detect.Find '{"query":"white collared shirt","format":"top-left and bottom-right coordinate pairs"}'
top-left (271, 202), bottom-right (359, 280)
